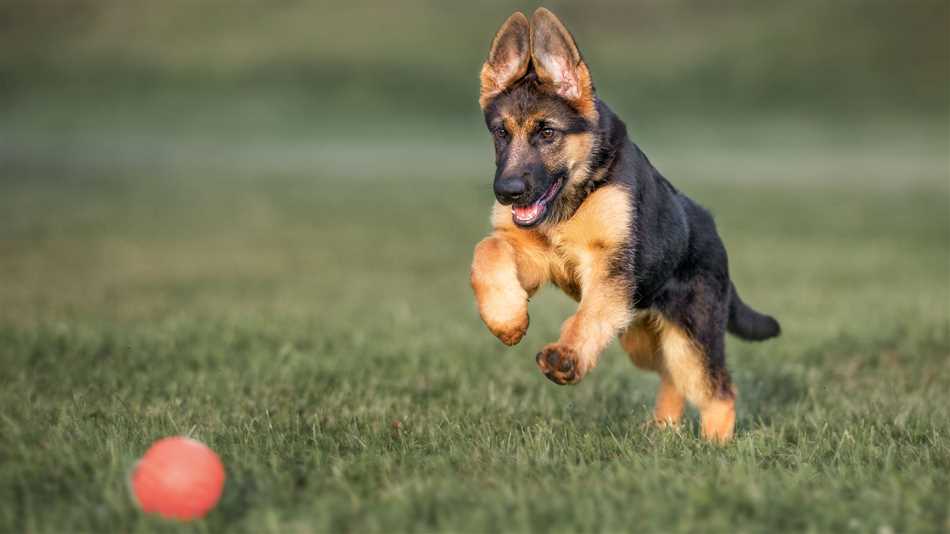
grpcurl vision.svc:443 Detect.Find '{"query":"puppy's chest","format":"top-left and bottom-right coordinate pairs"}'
top-left (540, 233), bottom-right (588, 300)
top-left (493, 184), bottom-right (633, 298)
top-left (539, 187), bottom-right (633, 297)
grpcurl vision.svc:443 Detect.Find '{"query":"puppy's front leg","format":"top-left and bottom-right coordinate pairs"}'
top-left (536, 253), bottom-right (632, 384)
top-left (470, 232), bottom-right (547, 346)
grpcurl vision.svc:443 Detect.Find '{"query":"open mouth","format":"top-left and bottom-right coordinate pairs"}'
top-left (511, 179), bottom-right (563, 227)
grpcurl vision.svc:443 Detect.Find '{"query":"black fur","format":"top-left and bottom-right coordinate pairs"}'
top-left (590, 100), bottom-right (781, 391)
top-left (728, 282), bottom-right (782, 341)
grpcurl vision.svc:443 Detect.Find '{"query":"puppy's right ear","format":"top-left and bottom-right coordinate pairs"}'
top-left (479, 12), bottom-right (530, 109)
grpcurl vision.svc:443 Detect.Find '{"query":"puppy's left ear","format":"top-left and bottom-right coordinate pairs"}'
top-left (530, 8), bottom-right (596, 117)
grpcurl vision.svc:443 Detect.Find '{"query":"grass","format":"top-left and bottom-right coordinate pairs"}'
top-left (1, 143), bottom-right (948, 533)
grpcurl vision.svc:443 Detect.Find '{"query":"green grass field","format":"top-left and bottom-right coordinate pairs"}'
top-left (1, 132), bottom-right (948, 532)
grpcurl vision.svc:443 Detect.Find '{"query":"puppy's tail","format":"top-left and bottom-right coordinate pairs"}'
top-left (727, 282), bottom-right (781, 341)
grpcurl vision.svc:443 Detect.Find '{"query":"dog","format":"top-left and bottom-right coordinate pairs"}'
top-left (470, 8), bottom-right (780, 442)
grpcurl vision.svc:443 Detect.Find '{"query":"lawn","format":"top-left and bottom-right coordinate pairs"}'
top-left (1, 131), bottom-right (948, 533)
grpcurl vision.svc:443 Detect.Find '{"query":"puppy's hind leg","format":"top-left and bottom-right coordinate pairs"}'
top-left (620, 314), bottom-right (686, 427)
top-left (655, 315), bottom-right (736, 443)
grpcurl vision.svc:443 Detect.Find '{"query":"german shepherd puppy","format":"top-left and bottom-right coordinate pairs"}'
top-left (470, 8), bottom-right (780, 442)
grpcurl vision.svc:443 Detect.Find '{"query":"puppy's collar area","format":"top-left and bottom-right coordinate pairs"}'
top-left (568, 139), bottom-right (620, 212)
top-left (579, 173), bottom-right (611, 198)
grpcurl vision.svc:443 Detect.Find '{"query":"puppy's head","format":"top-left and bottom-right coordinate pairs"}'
top-left (480, 8), bottom-right (599, 228)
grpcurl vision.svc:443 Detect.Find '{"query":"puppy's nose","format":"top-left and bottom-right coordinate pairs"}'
top-left (494, 177), bottom-right (527, 204)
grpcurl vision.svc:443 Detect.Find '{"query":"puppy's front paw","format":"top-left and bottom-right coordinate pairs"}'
top-left (536, 344), bottom-right (586, 385)
top-left (487, 312), bottom-right (529, 346)
top-left (477, 298), bottom-right (529, 346)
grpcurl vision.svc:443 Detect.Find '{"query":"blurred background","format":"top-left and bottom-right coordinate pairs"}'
top-left (1, 0), bottom-right (948, 338)
top-left (2, 2), bottom-right (949, 531)
top-left (2, 0), bottom-right (947, 181)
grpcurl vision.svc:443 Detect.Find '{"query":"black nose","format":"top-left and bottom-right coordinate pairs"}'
top-left (494, 177), bottom-right (527, 204)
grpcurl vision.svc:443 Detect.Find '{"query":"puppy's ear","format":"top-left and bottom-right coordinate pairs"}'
top-left (530, 8), bottom-right (596, 117)
top-left (479, 12), bottom-right (531, 108)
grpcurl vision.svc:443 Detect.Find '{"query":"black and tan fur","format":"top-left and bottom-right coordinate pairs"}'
top-left (470, 9), bottom-right (780, 442)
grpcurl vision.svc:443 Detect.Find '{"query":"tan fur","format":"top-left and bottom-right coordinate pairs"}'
top-left (503, 113), bottom-right (559, 139)
top-left (619, 314), bottom-right (736, 442)
top-left (620, 313), bottom-right (661, 371)
top-left (481, 185), bottom-right (633, 383)
top-left (654, 374), bottom-right (686, 426)
top-left (657, 319), bottom-right (714, 408)
top-left (621, 313), bottom-right (685, 426)
top-left (700, 395), bottom-right (736, 443)
top-left (471, 236), bottom-right (536, 346)
top-left (562, 133), bottom-right (595, 186)
top-left (547, 185), bottom-right (631, 257)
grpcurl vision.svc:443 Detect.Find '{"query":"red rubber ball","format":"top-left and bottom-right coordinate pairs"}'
top-left (131, 437), bottom-right (225, 520)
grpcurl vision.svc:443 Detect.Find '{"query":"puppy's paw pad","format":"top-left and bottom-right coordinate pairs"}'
top-left (535, 344), bottom-right (584, 385)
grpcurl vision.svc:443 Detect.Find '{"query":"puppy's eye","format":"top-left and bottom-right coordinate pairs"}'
top-left (493, 127), bottom-right (508, 140)
top-left (540, 128), bottom-right (557, 140)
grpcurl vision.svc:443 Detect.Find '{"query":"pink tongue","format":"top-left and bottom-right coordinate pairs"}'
top-left (513, 204), bottom-right (542, 222)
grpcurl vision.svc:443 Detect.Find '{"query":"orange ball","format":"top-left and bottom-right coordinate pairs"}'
top-left (131, 437), bottom-right (226, 520)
